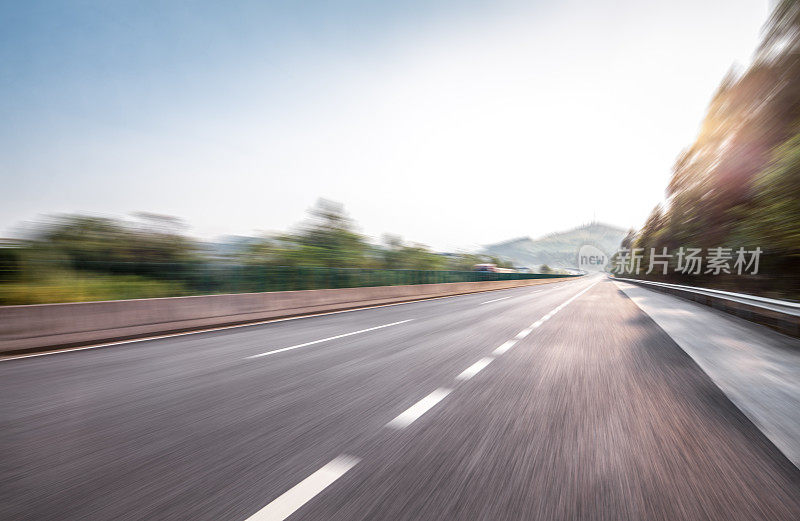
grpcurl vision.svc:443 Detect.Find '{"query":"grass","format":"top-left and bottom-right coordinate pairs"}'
top-left (0, 270), bottom-right (189, 305)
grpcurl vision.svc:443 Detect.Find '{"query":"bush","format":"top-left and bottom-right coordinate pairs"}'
top-left (0, 269), bottom-right (188, 305)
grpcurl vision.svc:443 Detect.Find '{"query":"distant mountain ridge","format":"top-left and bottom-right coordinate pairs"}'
top-left (482, 222), bottom-right (627, 269)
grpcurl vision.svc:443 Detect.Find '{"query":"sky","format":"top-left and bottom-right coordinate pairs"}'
top-left (0, 0), bottom-right (770, 251)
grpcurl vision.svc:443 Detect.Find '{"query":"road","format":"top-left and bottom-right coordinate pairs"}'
top-left (1, 275), bottom-right (799, 520)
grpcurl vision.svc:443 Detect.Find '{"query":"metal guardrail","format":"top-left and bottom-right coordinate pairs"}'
top-left (612, 277), bottom-right (800, 337)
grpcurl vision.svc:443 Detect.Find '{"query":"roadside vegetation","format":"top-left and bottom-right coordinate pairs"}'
top-left (0, 269), bottom-right (187, 305)
top-left (614, 0), bottom-right (800, 300)
top-left (0, 201), bottom-right (517, 305)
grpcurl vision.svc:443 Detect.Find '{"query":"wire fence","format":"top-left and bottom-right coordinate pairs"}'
top-left (4, 259), bottom-right (578, 295)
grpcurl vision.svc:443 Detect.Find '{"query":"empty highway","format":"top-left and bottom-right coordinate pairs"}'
top-left (2, 276), bottom-right (799, 520)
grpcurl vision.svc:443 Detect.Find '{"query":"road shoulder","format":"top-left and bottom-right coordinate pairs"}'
top-left (615, 279), bottom-right (800, 468)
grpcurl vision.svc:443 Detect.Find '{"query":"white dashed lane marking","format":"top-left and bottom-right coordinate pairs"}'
top-left (455, 357), bottom-right (494, 381)
top-left (386, 388), bottom-right (453, 429)
top-left (246, 455), bottom-right (360, 521)
top-left (515, 328), bottom-right (532, 339)
top-left (492, 340), bottom-right (517, 355)
top-left (246, 280), bottom-right (602, 521)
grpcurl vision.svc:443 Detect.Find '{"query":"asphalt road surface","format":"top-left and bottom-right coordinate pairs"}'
top-left (2, 275), bottom-right (799, 520)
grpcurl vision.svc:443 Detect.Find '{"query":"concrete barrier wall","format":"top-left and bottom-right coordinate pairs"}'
top-left (0, 278), bottom-right (574, 354)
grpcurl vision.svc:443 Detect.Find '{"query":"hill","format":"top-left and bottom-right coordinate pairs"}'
top-left (482, 222), bottom-right (627, 269)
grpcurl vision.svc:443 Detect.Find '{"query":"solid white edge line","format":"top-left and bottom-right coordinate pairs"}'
top-left (480, 296), bottom-right (512, 305)
top-left (245, 455), bottom-right (360, 521)
top-left (246, 319), bottom-right (412, 359)
top-left (492, 340), bottom-right (517, 355)
top-left (455, 357), bottom-right (494, 381)
top-left (2, 281), bottom-right (569, 363)
top-left (386, 388), bottom-right (452, 429)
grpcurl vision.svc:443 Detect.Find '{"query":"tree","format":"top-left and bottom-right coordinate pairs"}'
top-left (380, 235), bottom-right (447, 270)
top-left (244, 199), bottom-right (371, 268)
top-left (616, 0), bottom-right (800, 297)
top-left (28, 213), bottom-right (199, 267)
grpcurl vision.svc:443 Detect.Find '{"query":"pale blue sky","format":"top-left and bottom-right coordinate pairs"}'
top-left (0, 0), bottom-right (769, 250)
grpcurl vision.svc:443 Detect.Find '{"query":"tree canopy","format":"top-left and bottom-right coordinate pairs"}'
top-left (621, 0), bottom-right (800, 298)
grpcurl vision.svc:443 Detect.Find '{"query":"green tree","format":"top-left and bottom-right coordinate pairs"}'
top-left (617, 0), bottom-right (800, 297)
top-left (245, 199), bottom-right (371, 268)
top-left (27, 213), bottom-right (199, 269)
top-left (380, 235), bottom-right (447, 270)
